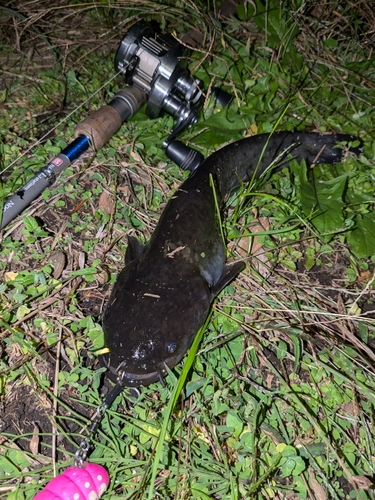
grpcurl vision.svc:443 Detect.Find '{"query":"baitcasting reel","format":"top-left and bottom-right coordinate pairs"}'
top-left (75, 20), bottom-right (205, 171)
top-left (114, 21), bottom-right (205, 171)
top-left (116, 21), bottom-right (201, 124)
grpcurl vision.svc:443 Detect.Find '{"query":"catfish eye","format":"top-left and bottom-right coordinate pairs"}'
top-left (167, 342), bottom-right (177, 354)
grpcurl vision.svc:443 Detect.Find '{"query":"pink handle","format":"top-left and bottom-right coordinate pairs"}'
top-left (33, 462), bottom-right (109, 500)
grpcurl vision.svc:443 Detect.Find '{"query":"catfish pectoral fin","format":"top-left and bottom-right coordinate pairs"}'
top-left (211, 261), bottom-right (246, 296)
top-left (125, 235), bottom-right (146, 264)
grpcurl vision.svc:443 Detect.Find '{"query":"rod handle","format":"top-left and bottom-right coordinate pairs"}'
top-left (74, 86), bottom-right (147, 150)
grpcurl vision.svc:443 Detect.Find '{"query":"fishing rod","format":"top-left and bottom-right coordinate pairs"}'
top-left (1, 21), bottom-right (207, 230)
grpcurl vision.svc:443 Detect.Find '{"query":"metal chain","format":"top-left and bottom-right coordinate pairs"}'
top-left (74, 401), bottom-right (108, 467)
top-left (73, 379), bottom-right (128, 467)
top-left (74, 437), bottom-right (91, 468)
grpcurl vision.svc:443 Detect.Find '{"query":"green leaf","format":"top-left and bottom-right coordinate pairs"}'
top-left (346, 213), bottom-right (375, 258)
top-left (0, 454), bottom-right (19, 475)
top-left (290, 456), bottom-right (306, 476)
top-left (281, 457), bottom-right (296, 476)
top-left (88, 324), bottom-right (105, 350)
top-left (22, 215), bottom-right (39, 232)
top-left (278, 445), bottom-right (307, 477)
top-left (226, 410), bottom-right (243, 439)
top-left (69, 267), bottom-right (98, 276)
top-left (298, 170), bottom-right (348, 235)
top-left (276, 443), bottom-right (296, 456)
top-left (6, 491), bottom-right (26, 500)
top-left (16, 304), bottom-right (30, 320)
top-left (185, 377), bottom-right (207, 397)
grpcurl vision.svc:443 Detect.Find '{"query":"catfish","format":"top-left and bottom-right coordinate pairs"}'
top-left (100, 131), bottom-right (360, 388)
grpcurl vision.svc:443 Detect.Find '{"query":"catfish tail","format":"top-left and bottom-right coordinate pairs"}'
top-left (199, 132), bottom-right (360, 199)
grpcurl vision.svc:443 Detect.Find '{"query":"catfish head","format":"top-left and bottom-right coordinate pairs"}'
top-left (99, 233), bottom-right (233, 387)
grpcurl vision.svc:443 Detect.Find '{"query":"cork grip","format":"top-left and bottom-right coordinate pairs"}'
top-left (74, 106), bottom-right (123, 150)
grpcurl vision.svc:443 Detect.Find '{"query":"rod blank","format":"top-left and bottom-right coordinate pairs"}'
top-left (1, 86), bottom-right (147, 230)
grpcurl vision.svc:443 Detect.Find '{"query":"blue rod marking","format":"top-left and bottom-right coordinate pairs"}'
top-left (62, 135), bottom-right (90, 162)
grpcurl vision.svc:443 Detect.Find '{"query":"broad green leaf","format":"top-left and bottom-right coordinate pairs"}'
top-left (226, 410), bottom-right (243, 439)
top-left (346, 213), bottom-right (375, 258)
top-left (22, 215), bottom-right (39, 232)
top-left (298, 171), bottom-right (348, 235)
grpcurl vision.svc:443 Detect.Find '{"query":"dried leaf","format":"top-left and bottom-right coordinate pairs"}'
top-left (349, 475), bottom-right (373, 490)
top-left (98, 191), bottom-right (114, 214)
top-left (228, 216), bottom-right (270, 257)
top-left (118, 185), bottom-right (131, 203)
top-left (49, 251), bottom-right (66, 279)
top-left (4, 272), bottom-right (19, 281)
top-left (250, 216), bottom-right (270, 254)
top-left (29, 423), bottom-right (40, 455)
top-left (70, 199), bottom-right (87, 214)
top-left (129, 150), bottom-right (142, 163)
top-left (77, 252), bottom-right (85, 270)
top-left (357, 270), bottom-right (372, 283)
top-left (308, 468), bottom-right (327, 500)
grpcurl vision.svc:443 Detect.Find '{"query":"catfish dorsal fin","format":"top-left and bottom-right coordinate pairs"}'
top-left (125, 235), bottom-right (146, 264)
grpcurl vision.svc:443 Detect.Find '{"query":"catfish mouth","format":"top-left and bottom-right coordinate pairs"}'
top-left (99, 353), bottom-right (169, 388)
top-left (117, 368), bottom-right (166, 387)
